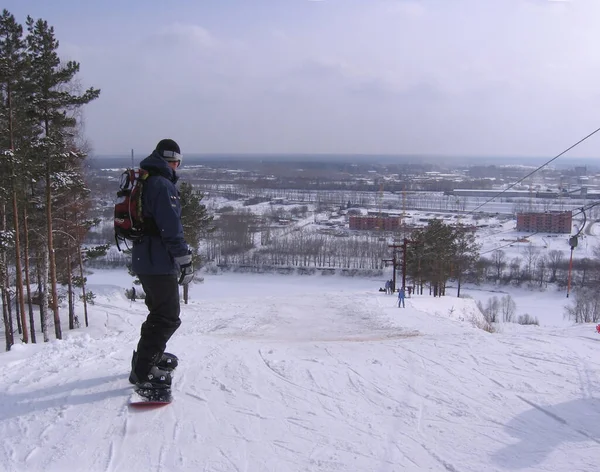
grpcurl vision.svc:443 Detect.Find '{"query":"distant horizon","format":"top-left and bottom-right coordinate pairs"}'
top-left (89, 152), bottom-right (600, 169)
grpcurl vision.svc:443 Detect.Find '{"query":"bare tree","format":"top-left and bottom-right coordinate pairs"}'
top-left (491, 249), bottom-right (506, 281)
top-left (573, 258), bottom-right (593, 289)
top-left (564, 287), bottom-right (600, 323)
top-left (547, 250), bottom-right (564, 283)
top-left (477, 296), bottom-right (500, 323)
top-left (523, 244), bottom-right (539, 282)
top-left (536, 255), bottom-right (547, 287)
top-left (509, 257), bottom-right (522, 285)
top-left (500, 294), bottom-right (516, 322)
top-left (592, 245), bottom-right (600, 286)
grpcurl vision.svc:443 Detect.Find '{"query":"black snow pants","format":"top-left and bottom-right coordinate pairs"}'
top-left (134, 274), bottom-right (181, 376)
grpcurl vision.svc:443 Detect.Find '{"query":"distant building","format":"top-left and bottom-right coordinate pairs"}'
top-left (349, 215), bottom-right (402, 231)
top-left (516, 211), bottom-right (572, 234)
top-left (452, 189), bottom-right (531, 198)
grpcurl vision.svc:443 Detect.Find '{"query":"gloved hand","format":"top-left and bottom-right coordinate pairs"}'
top-left (174, 252), bottom-right (194, 285)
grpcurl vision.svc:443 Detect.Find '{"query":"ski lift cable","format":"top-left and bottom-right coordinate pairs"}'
top-left (469, 126), bottom-right (600, 215)
top-left (477, 226), bottom-right (525, 241)
top-left (472, 196), bottom-right (599, 258)
top-left (479, 231), bottom-right (541, 256)
top-left (474, 201), bottom-right (597, 258)
top-left (571, 200), bottom-right (600, 219)
top-left (411, 126), bottom-right (600, 251)
top-left (406, 127), bottom-right (600, 262)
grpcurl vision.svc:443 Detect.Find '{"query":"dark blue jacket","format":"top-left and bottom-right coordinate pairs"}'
top-left (131, 151), bottom-right (189, 275)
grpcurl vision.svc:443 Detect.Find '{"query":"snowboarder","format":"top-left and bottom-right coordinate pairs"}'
top-left (398, 287), bottom-right (405, 308)
top-left (128, 139), bottom-right (194, 390)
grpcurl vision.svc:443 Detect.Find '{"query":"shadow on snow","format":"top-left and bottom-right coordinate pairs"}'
top-left (493, 397), bottom-right (600, 469)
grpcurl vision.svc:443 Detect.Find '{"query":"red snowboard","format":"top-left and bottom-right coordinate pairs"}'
top-left (129, 387), bottom-right (172, 407)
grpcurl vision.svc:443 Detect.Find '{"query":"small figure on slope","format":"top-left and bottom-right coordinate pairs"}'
top-left (398, 287), bottom-right (405, 308)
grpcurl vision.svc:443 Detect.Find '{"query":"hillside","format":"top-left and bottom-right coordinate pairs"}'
top-left (0, 271), bottom-right (598, 472)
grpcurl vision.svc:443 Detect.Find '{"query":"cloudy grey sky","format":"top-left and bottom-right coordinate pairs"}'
top-left (6, 0), bottom-right (600, 158)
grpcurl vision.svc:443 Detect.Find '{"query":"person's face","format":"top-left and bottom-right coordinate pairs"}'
top-left (167, 160), bottom-right (180, 170)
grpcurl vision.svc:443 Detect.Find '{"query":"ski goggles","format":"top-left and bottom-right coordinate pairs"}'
top-left (162, 150), bottom-right (182, 167)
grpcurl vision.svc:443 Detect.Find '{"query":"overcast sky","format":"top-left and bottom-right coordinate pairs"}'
top-left (5, 0), bottom-right (600, 159)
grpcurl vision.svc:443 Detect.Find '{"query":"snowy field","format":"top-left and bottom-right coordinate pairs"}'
top-left (1, 270), bottom-right (599, 472)
top-left (203, 192), bottom-right (600, 264)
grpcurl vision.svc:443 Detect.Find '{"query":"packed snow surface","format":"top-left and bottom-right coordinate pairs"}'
top-left (1, 271), bottom-right (598, 472)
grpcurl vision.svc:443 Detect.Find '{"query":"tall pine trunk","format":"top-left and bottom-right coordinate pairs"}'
top-left (46, 162), bottom-right (61, 340)
top-left (23, 206), bottom-right (36, 343)
top-left (6, 67), bottom-right (28, 342)
top-left (66, 240), bottom-right (75, 330)
top-left (1, 204), bottom-right (14, 350)
top-left (1, 288), bottom-right (12, 351)
top-left (14, 290), bottom-right (21, 334)
top-left (11, 190), bottom-right (27, 342)
top-left (13, 281), bottom-right (21, 334)
top-left (38, 246), bottom-right (50, 342)
top-left (0, 248), bottom-right (12, 350)
top-left (77, 244), bottom-right (88, 327)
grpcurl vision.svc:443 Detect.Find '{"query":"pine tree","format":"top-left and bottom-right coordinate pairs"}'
top-left (179, 181), bottom-right (214, 302)
top-left (0, 10), bottom-right (29, 342)
top-left (406, 219), bottom-right (456, 297)
top-left (0, 11), bottom-right (39, 345)
top-left (25, 15), bottom-right (100, 340)
top-left (78, 240), bottom-right (109, 327)
top-left (180, 181), bottom-right (214, 252)
top-left (451, 224), bottom-right (480, 298)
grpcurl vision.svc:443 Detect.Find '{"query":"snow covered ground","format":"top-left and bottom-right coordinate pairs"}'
top-left (1, 270), bottom-right (599, 472)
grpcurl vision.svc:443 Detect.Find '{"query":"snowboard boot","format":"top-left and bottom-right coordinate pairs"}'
top-left (129, 350), bottom-right (178, 384)
top-left (135, 365), bottom-right (172, 390)
top-left (156, 352), bottom-right (178, 371)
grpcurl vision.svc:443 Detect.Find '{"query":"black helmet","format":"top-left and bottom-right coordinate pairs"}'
top-left (156, 139), bottom-right (182, 166)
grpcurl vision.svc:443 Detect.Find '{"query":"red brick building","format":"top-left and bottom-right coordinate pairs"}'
top-left (349, 216), bottom-right (402, 231)
top-left (516, 211), bottom-right (572, 234)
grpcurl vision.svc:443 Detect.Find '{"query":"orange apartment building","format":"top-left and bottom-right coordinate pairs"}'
top-left (349, 215), bottom-right (402, 231)
top-left (516, 211), bottom-right (572, 234)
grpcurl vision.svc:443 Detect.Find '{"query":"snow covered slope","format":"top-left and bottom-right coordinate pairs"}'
top-left (1, 271), bottom-right (598, 472)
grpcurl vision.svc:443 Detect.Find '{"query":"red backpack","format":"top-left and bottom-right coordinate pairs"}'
top-left (114, 168), bottom-right (152, 251)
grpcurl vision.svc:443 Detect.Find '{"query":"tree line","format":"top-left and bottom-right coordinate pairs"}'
top-left (203, 212), bottom-right (598, 323)
top-left (0, 10), bottom-right (101, 350)
top-left (480, 246), bottom-right (600, 290)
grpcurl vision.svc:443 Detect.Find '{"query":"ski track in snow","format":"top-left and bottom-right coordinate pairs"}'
top-left (1, 274), bottom-right (600, 472)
